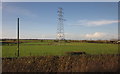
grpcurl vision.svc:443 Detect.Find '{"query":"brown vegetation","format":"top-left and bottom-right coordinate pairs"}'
top-left (2, 55), bottom-right (120, 72)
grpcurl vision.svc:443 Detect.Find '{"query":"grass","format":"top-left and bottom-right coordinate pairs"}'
top-left (21, 42), bottom-right (50, 45)
top-left (2, 42), bottom-right (118, 57)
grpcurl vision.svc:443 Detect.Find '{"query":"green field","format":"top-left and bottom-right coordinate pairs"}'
top-left (2, 41), bottom-right (118, 57)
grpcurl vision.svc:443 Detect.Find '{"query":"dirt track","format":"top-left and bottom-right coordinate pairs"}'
top-left (2, 55), bottom-right (120, 72)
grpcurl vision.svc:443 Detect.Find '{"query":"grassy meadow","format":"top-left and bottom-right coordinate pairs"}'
top-left (2, 39), bottom-right (119, 72)
top-left (2, 40), bottom-right (118, 57)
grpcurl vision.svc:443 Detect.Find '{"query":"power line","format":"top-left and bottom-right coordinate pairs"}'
top-left (57, 7), bottom-right (65, 41)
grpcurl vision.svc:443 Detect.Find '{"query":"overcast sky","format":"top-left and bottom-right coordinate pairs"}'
top-left (2, 2), bottom-right (119, 40)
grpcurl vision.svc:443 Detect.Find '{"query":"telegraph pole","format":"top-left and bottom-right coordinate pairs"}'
top-left (17, 18), bottom-right (20, 57)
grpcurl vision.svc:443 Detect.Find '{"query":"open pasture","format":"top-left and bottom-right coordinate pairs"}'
top-left (2, 40), bottom-right (118, 57)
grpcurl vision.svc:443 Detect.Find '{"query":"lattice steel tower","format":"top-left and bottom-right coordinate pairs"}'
top-left (57, 7), bottom-right (65, 40)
